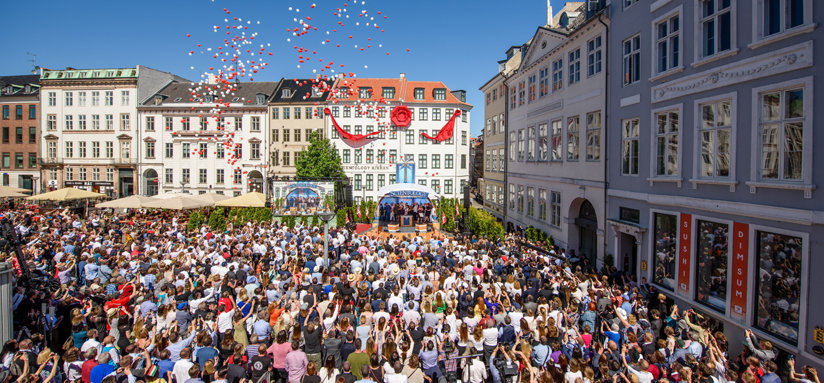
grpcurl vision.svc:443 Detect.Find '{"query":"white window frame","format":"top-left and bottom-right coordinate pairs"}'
top-left (693, 0), bottom-right (738, 67)
top-left (751, 0), bottom-right (815, 49)
top-left (650, 6), bottom-right (683, 80)
top-left (747, 76), bottom-right (813, 197)
top-left (690, 91), bottom-right (738, 190)
top-left (550, 119), bottom-right (563, 162)
top-left (621, 118), bottom-right (640, 176)
top-left (550, 191), bottom-right (561, 227)
top-left (538, 123), bottom-right (548, 162)
top-left (586, 111), bottom-right (601, 162)
top-left (624, 0), bottom-right (639, 9)
top-left (689, 214), bottom-right (734, 316)
top-left (587, 35), bottom-right (603, 77)
top-left (567, 116), bottom-right (580, 161)
top-left (568, 48), bottom-right (581, 85)
top-left (649, 104), bottom-right (683, 184)
top-left (623, 34), bottom-right (641, 86)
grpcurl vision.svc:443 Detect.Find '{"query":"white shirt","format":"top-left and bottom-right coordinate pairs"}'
top-left (385, 372), bottom-right (408, 383)
top-left (217, 309), bottom-right (235, 333)
top-left (81, 338), bottom-right (102, 354)
top-left (628, 366), bottom-right (654, 383)
top-left (482, 328), bottom-right (499, 346)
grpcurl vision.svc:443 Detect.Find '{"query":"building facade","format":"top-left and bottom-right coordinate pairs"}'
top-left (0, 76), bottom-right (40, 193)
top-left (505, 2), bottom-right (608, 264)
top-left (39, 66), bottom-right (185, 197)
top-left (137, 81), bottom-right (276, 196)
top-left (479, 47), bottom-right (522, 219)
top-left (326, 75), bottom-right (472, 202)
top-left (268, 78), bottom-right (335, 179)
top-left (607, 0), bottom-right (823, 366)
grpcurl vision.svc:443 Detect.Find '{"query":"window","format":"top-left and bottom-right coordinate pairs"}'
top-left (378, 150), bottom-right (385, 163)
top-left (623, 35), bottom-right (641, 85)
top-left (567, 116), bottom-right (580, 161)
top-left (498, 148), bottom-right (504, 170)
top-left (78, 92), bottom-right (86, 107)
top-left (78, 167), bottom-right (86, 181)
top-left (47, 142), bottom-right (56, 159)
top-left (418, 154), bottom-right (427, 169)
top-left (624, 0), bottom-right (639, 8)
top-left (528, 74), bottom-right (536, 103)
top-left (518, 81), bottom-right (525, 106)
top-left (65, 115), bottom-right (73, 130)
top-left (695, 219), bottom-right (729, 312)
top-left (461, 154), bottom-right (467, 169)
top-left (233, 169), bottom-right (242, 184)
top-left (462, 131), bottom-right (467, 145)
top-left (622, 118), bottom-right (640, 175)
top-left (699, 0), bottom-right (732, 59)
top-left (652, 110), bottom-right (680, 176)
top-left (120, 113), bottom-right (130, 131)
top-left (432, 108), bottom-right (441, 121)
top-left (418, 108), bottom-right (428, 121)
top-left (699, 100), bottom-right (732, 178)
top-left (587, 36), bottom-right (603, 76)
top-left (78, 115), bottom-right (87, 130)
top-left (432, 154), bottom-right (440, 169)
top-left (182, 143), bottom-right (190, 159)
top-left (251, 143), bottom-right (260, 160)
top-left (48, 92), bottom-right (56, 106)
top-left (759, 0), bottom-right (809, 38)
top-left (486, 151), bottom-right (491, 171)
top-left (539, 67), bottom-right (549, 97)
top-left (433, 88), bottom-right (446, 100)
top-left (755, 230), bottom-right (802, 343)
top-left (65, 92), bottom-right (73, 106)
top-left (382, 87), bottom-right (395, 99)
top-left (295, 129), bottom-right (302, 142)
top-left (510, 132), bottom-right (517, 161)
top-left (78, 142), bottom-right (86, 158)
top-left (104, 91), bottom-right (113, 106)
top-left (145, 116), bottom-right (155, 131)
top-left (165, 143), bottom-right (173, 158)
top-left (406, 130), bottom-right (415, 144)
top-left (105, 142), bottom-right (113, 158)
top-left (354, 174), bottom-right (362, 190)
top-left (509, 184), bottom-right (515, 211)
top-left (215, 169), bottom-right (224, 184)
top-left (28, 105), bottom-right (35, 120)
top-left (419, 130), bottom-right (427, 144)
top-left (145, 142), bottom-right (155, 159)
top-left (0, 128), bottom-right (5, 144)
top-left (91, 91), bottom-right (99, 106)
top-left (199, 143), bottom-right (208, 159)
top-left (120, 141), bottom-right (130, 159)
top-left (65, 142), bottom-right (73, 158)
top-left (293, 107), bottom-right (301, 119)
top-left (199, 169), bottom-right (207, 184)
top-left (654, 12), bottom-right (681, 74)
top-left (272, 107), bottom-right (280, 119)
top-left (0, 153), bottom-right (7, 168)
top-left (47, 115), bottom-right (56, 131)
top-left (121, 90), bottom-right (130, 106)
top-left (445, 154), bottom-right (453, 169)
top-left (444, 180), bottom-right (453, 195)
top-left (517, 129), bottom-right (525, 161)
top-left (568, 48), bottom-right (581, 85)
top-left (414, 88), bottom-right (425, 100)
top-left (526, 126), bottom-right (535, 161)
top-left (552, 58), bottom-right (563, 91)
top-left (354, 149), bottom-right (362, 164)
top-left (283, 151), bottom-right (290, 166)
top-left (550, 191), bottom-right (561, 226)
top-left (165, 169), bottom-right (173, 184)
top-left (342, 149), bottom-right (350, 163)
top-left (92, 115), bottom-right (100, 130)
top-left (527, 187), bottom-right (534, 217)
top-left (365, 149), bottom-right (373, 164)
top-left (758, 87), bottom-right (805, 181)
top-left (65, 168), bottom-right (73, 181)
top-left (551, 120), bottom-right (563, 161)
top-left (586, 111), bottom-right (601, 161)
top-left (365, 174), bottom-right (373, 191)
top-left (510, 87), bottom-right (517, 110)
top-left (305, 107), bottom-right (313, 119)
top-left (3, 106), bottom-right (10, 120)
top-left (517, 185), bottom-right (524, 213)
top-left (15, 127), bottom-right (22, 144)
top-left (359, 87), bottom-right (372, 99)
top-left (14, 153), bottom-right (23, 169)
top-left (234, 144), bottom-right (242, 159)
top-left (164, 116), bottom-right (173, 131)
top-left (652, 213), bottom-right (678, 290)
top-left (180, 168), bottom-right (190, 184)
top-left (216, 144), bottom-right (224, 159)
top-left (251, 116), bottom-right (260, 132)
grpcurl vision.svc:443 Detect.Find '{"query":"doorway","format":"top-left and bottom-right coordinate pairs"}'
top-left (619, 232), bottom-right (638, 274)
top-left (575, 200), bottom-right (598, 264)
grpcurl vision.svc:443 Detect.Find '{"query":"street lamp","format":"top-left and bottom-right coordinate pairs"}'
top-left (318, 210), bottom-right (336, 268)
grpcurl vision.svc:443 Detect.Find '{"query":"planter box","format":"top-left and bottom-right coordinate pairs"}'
top-left (388, 224), bottom-right (399, 233)
top-left (416, 224), bottom-right (428, 232)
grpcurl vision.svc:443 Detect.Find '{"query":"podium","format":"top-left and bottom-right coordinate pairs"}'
top-left (401, 215), bottom-right (413, 227)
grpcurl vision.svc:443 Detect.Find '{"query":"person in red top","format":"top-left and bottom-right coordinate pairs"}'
top-left (80, 349), bottom-right (99, 383)
top-left (104, 282), bottom-right (134, 312)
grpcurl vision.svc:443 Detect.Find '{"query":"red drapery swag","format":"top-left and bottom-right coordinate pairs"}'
top-left (324, 108), bottom-right (381, 141)
top-left (422, 109), bottom-right (461, 141)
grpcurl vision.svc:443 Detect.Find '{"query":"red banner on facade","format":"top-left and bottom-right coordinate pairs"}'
top-left (678, 213), bottom-right (692, 294)
top-left (731, 222), bottom-right (749, 319)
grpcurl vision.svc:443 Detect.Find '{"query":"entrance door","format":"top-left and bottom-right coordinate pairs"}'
top-left (576, 200), bottom-right (598, 264)
top-left (619, 232), bottom-right (639, 275)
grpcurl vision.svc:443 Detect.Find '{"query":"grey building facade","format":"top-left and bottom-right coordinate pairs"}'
top-left (607, 0), bottom-right (823, 368)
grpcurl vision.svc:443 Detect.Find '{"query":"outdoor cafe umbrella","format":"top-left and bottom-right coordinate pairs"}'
top-left (214, 192), bottom-right (267, 208)
top-left (0, 185), bottom-right (30, 194)
top-left (25, 187), bottom-right (105, 202)
top-left (0, 189), bottom-right (27, 198)
top-left (192, 192), bottom-right (231, 204)
top-left (142, 195), bottom-right (212, 210)
top-left (95, 195), bottom-right (159, 209)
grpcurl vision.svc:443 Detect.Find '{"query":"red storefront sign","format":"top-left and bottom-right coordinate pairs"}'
top-left (731, 222), bottom-right (749, 319)
top-left (678, 213), bottom-right (692, 294)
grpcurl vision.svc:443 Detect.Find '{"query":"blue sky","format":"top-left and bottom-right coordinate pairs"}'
top-left (0, 0), bottom-right (565, 137)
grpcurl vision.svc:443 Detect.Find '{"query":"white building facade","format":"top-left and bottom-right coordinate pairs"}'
top-left (136, 82), bottom-right (276, 196)
top-left (326, 77), bottom-right (472, 202)
top-left (505, 3), bottom-right (608, 264)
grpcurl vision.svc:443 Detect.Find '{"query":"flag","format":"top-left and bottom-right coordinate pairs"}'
top-left (345, 214), bottom-right (350, 224)
top-left (455, 202), bottom-right (460, 217)
top-left (356, 207), bottom-right (361, 219)
top-left (442, 212), bottom-right (446, 224)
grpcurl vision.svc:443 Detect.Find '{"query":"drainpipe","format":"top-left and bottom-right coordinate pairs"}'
top-left (597, 11), bottom-right (609, 268)
top-left (502, 79), bottom-right (509, 229)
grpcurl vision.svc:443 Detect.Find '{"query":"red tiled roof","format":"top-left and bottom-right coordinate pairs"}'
top-left (331, 77), bottom-right (468, 106)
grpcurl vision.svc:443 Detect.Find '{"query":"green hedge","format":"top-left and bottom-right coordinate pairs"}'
top-left (466, 207), bottom-right (504, 239)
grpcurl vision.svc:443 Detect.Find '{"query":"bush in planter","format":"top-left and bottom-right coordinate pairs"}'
top-left (467, 207), bottom-right (504, 239)
top-left (208, 207), bottom-right (226, 232)
top-left (187, 211), bottom-right (204, 231)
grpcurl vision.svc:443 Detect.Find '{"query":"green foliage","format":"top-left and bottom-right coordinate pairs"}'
top-left (280, 215), bottom-right (297, 227)
top-left (525, 226), bottom-right (554, 247)
top-left (228, 207), bottom-right (272, 226)
top-left (187, 211), bottom-right (204, 231)
top-left (295, 131), bottom-right (346, 179)
top-left (336, 207), bottom-right (349, 227)
top-left (435, 198), bottom-right (464, 233)
top-left (208, 207), bottom-right (226, 232)
top-left (466, 207), bottom-right (504, 239)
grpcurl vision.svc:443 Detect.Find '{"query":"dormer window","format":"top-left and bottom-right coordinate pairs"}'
top-left (256, 94), bottom-right (266, 105)
top-left (205, 95), bottom-right (213, 103)
top-left (382, 87), bottom-right (395, 99)
top-left (359, 87), bottom-right (372, 99)
top-left (78, 72), bottom-right (86, 78)
top-left (414, 88), bottom-right (425, 100)
top-left (433, 88), bottom-right (447, 100)
top-left (2, 86), bottom-right (11, 94)
top-left (282, 89), bottom-right (292, 98)
top-left (154, 96), bottom-right (163, 105)
top-left (338, 87), bottom-right (350, 97)
top-left (24, 85), bottom-right (30, 93)
top-left (311, 87), bottom-right (323, 98)
top-left (174, 97), bottom-right (182, 102)
top-left (93, 71), bottom-right (100, 78)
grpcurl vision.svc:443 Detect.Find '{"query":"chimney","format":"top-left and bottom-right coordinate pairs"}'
top-left (547, 0), bottom-right (554, 27)
top-left (400, 72), bottom-right (405, 80)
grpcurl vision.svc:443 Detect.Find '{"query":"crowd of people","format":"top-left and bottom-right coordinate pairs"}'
top-left (0, 205), bottom-right (819, 383)
top-left (378, 202), bottom-right (433, 225)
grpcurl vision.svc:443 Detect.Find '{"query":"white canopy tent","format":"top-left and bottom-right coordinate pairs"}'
top-left (376, 183), bottom-right (440, 201)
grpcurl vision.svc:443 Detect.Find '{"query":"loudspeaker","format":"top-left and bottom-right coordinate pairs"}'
top-left (463, 187), bottom-right (470, 212)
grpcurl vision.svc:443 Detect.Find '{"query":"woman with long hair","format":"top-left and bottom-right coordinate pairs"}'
top-left (302, 361), bottom-right (321, 383)
top-left (319, 355), bottom-right (339, 383)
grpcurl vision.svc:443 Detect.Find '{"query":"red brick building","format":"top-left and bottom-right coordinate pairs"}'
top-left (0, 75), bottom-right (40, 193)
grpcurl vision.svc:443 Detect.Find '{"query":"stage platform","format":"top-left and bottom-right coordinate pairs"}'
top-left (355, 223), bottom-right (447, 240)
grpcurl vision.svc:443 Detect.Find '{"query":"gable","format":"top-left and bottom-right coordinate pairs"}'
top-left (519, 27), bottom-right (567, 72)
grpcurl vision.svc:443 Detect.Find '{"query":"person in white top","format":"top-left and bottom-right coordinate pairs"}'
top-left (384, 361), bottom-right (408, 383)
top-left (462, 355), bottom-right (487, 383)
top-left (621, 345), bottom-right (653, 383)
top-left (80, 329), bottom-right (102, 354)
